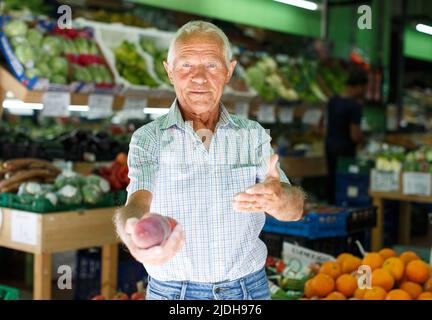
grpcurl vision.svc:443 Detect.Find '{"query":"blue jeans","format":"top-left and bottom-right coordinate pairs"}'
top-left (146, 268), bottom-right (270, 300)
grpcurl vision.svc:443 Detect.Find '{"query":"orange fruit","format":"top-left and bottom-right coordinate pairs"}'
top-left (400, 281), bottom-right (423, 299)
top-left (336, 274), bottom-right (358, 298)
top-left (362, 253), bottom-right (384, 271)
top-left (383, 257), bottom-right (405, 281)
top-left (371, 268), bottom-right (395, 292)
top-left (386, 289), bottom-right (412, 300)
top-left (324, 292), bottom-right (346, 300)
top-left (424, 277), bottom-right (432, 292)
top-left (417, 292), bottom-right (432, 300)
top-left (399, 251), bottom-right (420, 265)
top-left (354, 288), bottom-right (367, 300)
top-left (363, 286), bottom-right (387, 300)
top-left (406, 260), bottom-right (430, 284)
top-left (337, 253), bottom-right (353, 265)
top-left (319, 261), bottom-right (342, 279)
top-left (311, 274), bottom-right (335, 298)
top-left (341, 256), bottom-right (362, 274)
top-left (379, 248), bottom-right (397, 260)
top-left (304, 279), bottom-right (316, 298)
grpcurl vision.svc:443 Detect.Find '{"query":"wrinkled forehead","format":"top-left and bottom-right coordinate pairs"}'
top-left (173, 32), bottom-right (225, 58)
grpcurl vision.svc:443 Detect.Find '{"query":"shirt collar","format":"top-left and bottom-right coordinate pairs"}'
top-left (160, 99), bottom-right (239, 130)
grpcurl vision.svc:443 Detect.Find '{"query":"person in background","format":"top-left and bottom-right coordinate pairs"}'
top-left (324, 66), bottom-right (368, 204)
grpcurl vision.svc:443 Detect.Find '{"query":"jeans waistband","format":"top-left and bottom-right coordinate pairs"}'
top-left (148, 267), bottom-right (266, 292)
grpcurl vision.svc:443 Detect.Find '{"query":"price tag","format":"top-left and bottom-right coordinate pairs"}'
top-left (349, 165), bottom-right (360, 174)
top-left (235, 102), bottom-right (250, 119)
top-left (42, 91), bottom-right (70, 117)
top-left (347, 186), bottom-right (359, 198)
top-left (11, 211), bottom-right (37, 245)
top-left (87, 94), bottom-right (113, 119)
top-left (302, 109), bottom-right (322, 126)
top-left (257, 105), bottom-right (276, 123)
top-left (123, 97), bottom-right (147, 119)
top-left (124, 97), bottom-right (147, 110)
top-left (279, 107), bottom-right (294, 124)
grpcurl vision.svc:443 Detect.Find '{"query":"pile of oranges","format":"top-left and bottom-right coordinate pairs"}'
top-left (302, 248), bottom-right (432, 300)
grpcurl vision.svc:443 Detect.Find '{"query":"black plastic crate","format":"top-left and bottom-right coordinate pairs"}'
top-left (74, 246), bottom-right (147, 300)
top-left (261, 229), bottom-right (372, 258)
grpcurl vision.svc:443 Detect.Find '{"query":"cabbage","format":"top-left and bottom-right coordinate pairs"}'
top-left (37, 62), bottom-right (51, 78)
top-left (15, 44), bottom-right (35, 66)
top-left (57, 185), bottom-right (82, 205)
top-left (4, 20), bottom-right (28, 37)
top-left (85, 175), bottom-right (110, 193)
top-left (82, 183), bottom-right (103, 205)
top-left (88, 41), bottom-right (99, 55)
top-left (73, 65), bottom-right (92, 82)
top-left (63, 39), bottom-right (78, 55)
top-left (9, 36), bottom-right (26, 49)
top-left (27, 29), bottom-right (43, 47)
top-left (49, 56), bottom-right (68, 76)
top-left (42, 36), bottom-right (62, 56)
top-left (74, 38), bottom-right (89, 54)
top-left (50, 74), bottom-right (67, 85)
top-left (25, 67), bottom-right (41, 79)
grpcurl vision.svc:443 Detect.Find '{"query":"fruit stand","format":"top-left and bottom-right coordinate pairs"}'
top-left (0, 206), bottom-right (119, 300)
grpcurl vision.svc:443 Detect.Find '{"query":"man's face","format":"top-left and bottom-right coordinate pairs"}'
top-left (164, 33), bottom-right (236, 114)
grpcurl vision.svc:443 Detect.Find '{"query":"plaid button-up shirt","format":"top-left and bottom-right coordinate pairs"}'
top-left (127, 100), bottom-right (290, 283)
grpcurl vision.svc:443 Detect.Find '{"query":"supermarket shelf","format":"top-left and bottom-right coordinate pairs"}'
top-left (369, 190), bottom-right (432, 203)
top-left (0, 206), bottom-right (119, 299)
top-left (0, 66), bottom-right (176, 110)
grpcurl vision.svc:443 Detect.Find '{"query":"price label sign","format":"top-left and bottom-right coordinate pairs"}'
top-left (257, 105), bottom-right (276, 123)
top-left (235, 102), bottom-right (250, 119)
top-left (87, 94), bottom-right (114, 119)
top-left (123, 97), bottom-right (147, 119)
top-left (279, 107), bottom-right (294, 124)
top-left (42, 91), bottom-right (70, 117)
top-left (302, 109), bottom-right (322, 126)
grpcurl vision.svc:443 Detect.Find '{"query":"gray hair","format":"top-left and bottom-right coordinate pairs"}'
top-left (167, 20), bottom-right (233, 68)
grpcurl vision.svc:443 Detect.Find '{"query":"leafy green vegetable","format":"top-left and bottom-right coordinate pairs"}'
top-left (114, 41), bottom-right (158, 87)
top-left (49, 56), bottom-right (68, 76)
top-left (4, 20), bottom-right (28, 37)
top-left (85, 175), bottom-right (110, 193)
top-left (72, 64), bottom-right (92, 83)
top-left (25, 67), bottom-right (41, 79)
top-left (57, 185), bottom-right (82, 205)
top-left (82, 183), bottom-right (103, 204)
top-left (27, 28), bottom-right (43, 47)
top-left (14, 44), bottom-right (35, 66)
top-left (49, 74), bottom-right (67, 85)
top-left (42, 36), bottom-right (62, 56)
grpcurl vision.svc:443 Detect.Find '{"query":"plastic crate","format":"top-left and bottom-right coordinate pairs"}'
top-left (345, 206), bottom-right (377, 233)
top-left (336, 193), bottom-right (372, 208)
top-left (263, 211), bottom-right (348, 240)
top-left (74, 247), bottom-right (147, 300)
top-left (0, 285), bottom-right (20, 300)
top-left (335, 173), bottom-right (370, 199)
top-left (337, 158), bottom-right (373, 175)
top-left (0, 192), bottom-right (115, 213)
top-left (260, 229), bottom-right (372, 258)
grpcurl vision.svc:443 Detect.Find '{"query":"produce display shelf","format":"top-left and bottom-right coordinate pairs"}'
top-left (0, 66), bottom-right (176, 112)
top-left (369, 189), bottom-right (432, 252)
top-left (0, 206), bottom-right (120, 300)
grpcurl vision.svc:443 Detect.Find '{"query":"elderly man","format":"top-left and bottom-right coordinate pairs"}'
top-left (114, 20), bottom-right (305, 300)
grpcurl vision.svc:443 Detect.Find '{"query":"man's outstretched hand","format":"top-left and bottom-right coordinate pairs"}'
top-left (232, 154), bottom-right (304, 221)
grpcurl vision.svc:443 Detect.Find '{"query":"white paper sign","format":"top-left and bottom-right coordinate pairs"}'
top-left (42, 91), bottom-right (70, 117)
top-left (124, 97), bottom-right (147, 111)
top-left (302, 109), bottom-right (322, 126)
top-left (235, 102), bottom-right (250, 119)
top-left (282, 242), bottom-right (335, 273)
top-left (347, 186), bottom-right (359, 198)
top-left (87, 94), bottom-right (114, 119)
top-left (279, 107), bottom-right (294, 124)
top-left (257, 105), bottom-right (276, 123)
top-left (123, 97), bottom-right (147, 119)
top-left (348, 165), bottom-right (360, 174)
top-left (11, 212), bottom-right (37, 245)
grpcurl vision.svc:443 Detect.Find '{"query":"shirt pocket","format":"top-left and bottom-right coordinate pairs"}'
top-left (226, 165), bottom-right (257, 195)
